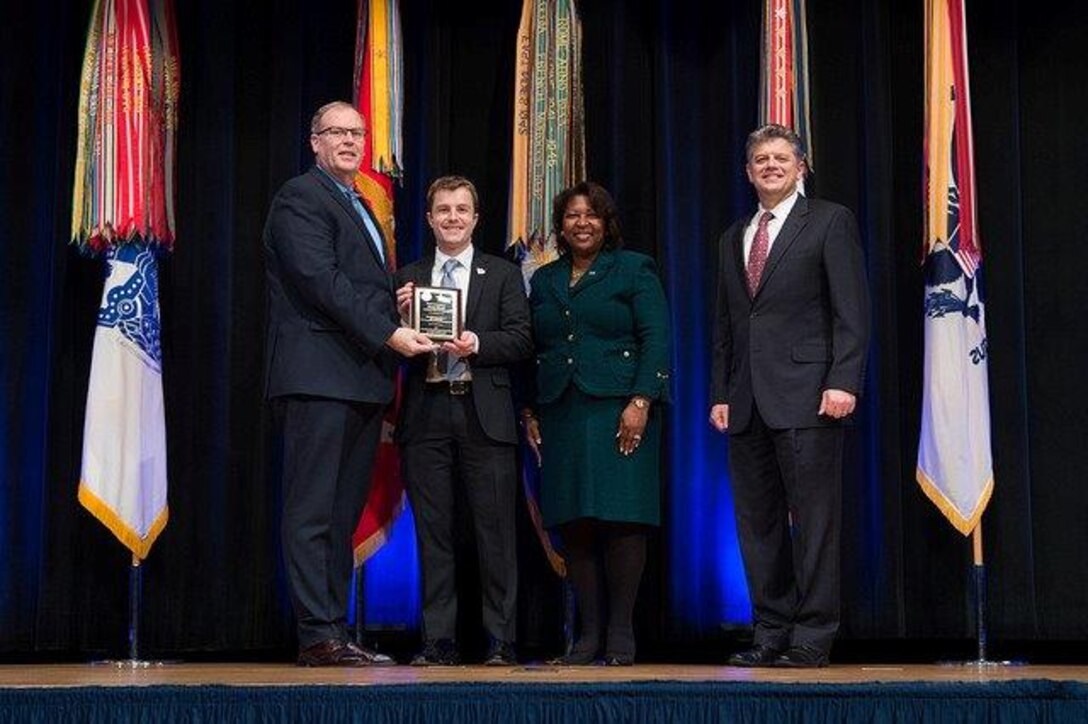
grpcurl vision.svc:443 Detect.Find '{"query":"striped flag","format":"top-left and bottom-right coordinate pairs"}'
top-left (758, 0), bottom-right (813, 175)
top-left (351, 0), bottom-right (406, 566)
top-left (507, 0), bottom-right (586, 288)
top-left (916, 0), bottom-right (993, 535)
top-left (507, 0), bottom-right (586, 577)
top-left (72, 0), bottom-right (178, 559)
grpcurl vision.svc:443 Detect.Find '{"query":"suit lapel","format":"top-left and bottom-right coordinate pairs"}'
top-left (310, 167), bottom-right (388, 272)
top-left (732, 213), bottom-right (752, 296)
top-left (549, 255), bottom-right (573, 306)
top-left (465, 251), bottom-right (487, 322)
top-left (755, 195), bottom-right (808, 297)
top-left (570, 249), bottom-right (616, 297)
top-left (414, 254), bottom-right (436, 286)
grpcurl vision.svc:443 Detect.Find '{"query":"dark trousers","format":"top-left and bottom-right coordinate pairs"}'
top-left (728, 405), bottom-right (844, 654)
top-left (401, 388), bottom-right (518, 643)
top-left (275, 396), bottom-right (383, 649)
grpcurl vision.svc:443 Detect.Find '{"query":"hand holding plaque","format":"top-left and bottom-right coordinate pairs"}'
top-left (412, 286), bottom-right (462, 342)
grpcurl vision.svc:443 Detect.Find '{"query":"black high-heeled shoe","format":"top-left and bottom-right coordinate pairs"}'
top-left (547, 646), bottom-right (600, 666)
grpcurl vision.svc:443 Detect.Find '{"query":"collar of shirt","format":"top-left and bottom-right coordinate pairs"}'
top-left (743, 189), bottom-right (800, 263)
top-left (432, 246), bottom-right (475, 296)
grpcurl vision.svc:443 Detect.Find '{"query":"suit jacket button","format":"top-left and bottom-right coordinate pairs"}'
top-left (566, 358), bottom-right (573, 365)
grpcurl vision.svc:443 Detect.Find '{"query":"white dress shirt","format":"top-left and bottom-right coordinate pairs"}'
top-left (742, 189), bottom-right (800, 265)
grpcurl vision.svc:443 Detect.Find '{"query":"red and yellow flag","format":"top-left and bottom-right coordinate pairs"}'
top-left (351, 0), bottom-right (405, 565)
top-left (72, 0), bottom-right (179, 253)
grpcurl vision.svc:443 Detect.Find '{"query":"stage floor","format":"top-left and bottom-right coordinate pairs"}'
top-left (4, 661), bottom-right (1087, 688)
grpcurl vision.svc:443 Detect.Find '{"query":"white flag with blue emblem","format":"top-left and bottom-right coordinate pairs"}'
top-left (78, 244), bottom-right (169, 559)
top-left (916, 0), bottom-right (993, 535)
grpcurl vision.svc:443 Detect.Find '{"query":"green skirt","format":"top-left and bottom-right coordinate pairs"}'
top-left (538, 385), bottom-right (661, 528)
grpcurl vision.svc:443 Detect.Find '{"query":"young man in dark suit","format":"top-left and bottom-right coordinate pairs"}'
top-left (394, 176), bottom-right (533, 666)
top-left (263, 101), bottom-right (433, 667)
top-left (710, 124), bottom-right (870, 668)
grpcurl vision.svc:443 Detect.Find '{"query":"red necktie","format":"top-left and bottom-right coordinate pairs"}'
top-left (746, 211), bottom-right (774, 297)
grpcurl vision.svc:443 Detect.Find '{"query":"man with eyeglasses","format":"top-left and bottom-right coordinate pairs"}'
top-left (263, 100), bottom-right (434, 667)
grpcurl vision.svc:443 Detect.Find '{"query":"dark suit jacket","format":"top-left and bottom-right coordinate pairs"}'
top-left (263, 166), bottom-right (400, 403)
top-left (395, 250), bottom-right (533, 445)
top-left (530, 250), bottom-right (671, 405)
top-left (711, 195), bottom-right (870, 432)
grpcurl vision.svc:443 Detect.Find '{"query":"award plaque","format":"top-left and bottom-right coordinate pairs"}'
top-left (412, 286), bottom-right (462, 341)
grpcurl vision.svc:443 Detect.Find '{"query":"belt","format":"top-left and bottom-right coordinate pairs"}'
top-left (427, 380), bottom-right (472, 395)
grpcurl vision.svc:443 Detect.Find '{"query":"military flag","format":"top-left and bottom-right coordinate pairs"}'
top-left (916, 0), bottom-right (993, 534)
top-left (72, 0), bottom-right (179, 559)
top-left (758, 0), bottom-right (813, 182)
top-left (507, 0), bottom-right (585, 576)
top-left (507, 0), bottom-right (586, 287)
top-left (351, 0), bottom-right (406, 565)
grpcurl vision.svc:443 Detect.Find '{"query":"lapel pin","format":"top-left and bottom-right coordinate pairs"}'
top-left (476, 267), bottom-right (486, 274)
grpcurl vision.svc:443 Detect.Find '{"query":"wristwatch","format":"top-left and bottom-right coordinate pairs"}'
top-left (630, 396), bottom-right (649, 410)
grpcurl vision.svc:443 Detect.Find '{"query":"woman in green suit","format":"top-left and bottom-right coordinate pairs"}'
top-left (524, 182), bottom-right (670, 665)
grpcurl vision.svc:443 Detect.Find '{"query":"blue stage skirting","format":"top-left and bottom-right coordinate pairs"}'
top-left (3, 680), bottom-right (1087, 722)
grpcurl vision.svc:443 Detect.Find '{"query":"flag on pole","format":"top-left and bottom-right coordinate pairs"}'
top-left (72, 0), bottom-right (178, 559)
top-left (758, 0), bottom-right (813, 176)
top-left (507, 0), bottom-right (586, 287)
top-left (351, 0), bottom-right (406, 566)
top-left (507, 0), bottom-right (586, 577)
top-left (78, 246), bottom-right (169, 558)
top-left (916, 0), bottom-right (993, 535)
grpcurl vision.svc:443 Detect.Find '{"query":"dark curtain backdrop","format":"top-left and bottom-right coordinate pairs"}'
top-left (2, 0), bottom-right (1086, 660)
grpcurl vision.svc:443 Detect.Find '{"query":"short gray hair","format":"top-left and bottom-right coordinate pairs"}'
top-left (745, 124), bottom-right (805, 162)
top-left (310, 101), bottom-right (360, 134)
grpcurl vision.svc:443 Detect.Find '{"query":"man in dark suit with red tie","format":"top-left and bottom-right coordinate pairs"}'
top-left (394, 176), bottom-right (532, 666)
top-left (710, 124), bottom-right (870, 668)
top-left (263, 101), bottom-right (434, 666)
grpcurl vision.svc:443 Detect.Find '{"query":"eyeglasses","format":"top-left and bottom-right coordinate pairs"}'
top-left (314, 126), bottom-right (366, 141)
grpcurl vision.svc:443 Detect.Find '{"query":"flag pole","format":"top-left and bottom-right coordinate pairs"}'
top-left (127, 555), bottom-right (144, 663)
top-left (353, 564), bottom-right (366, 645)
top-left (94, 554), bottom-right (157, 668)
top-left (970, 523), bottom-right (987, 663)
top-left (942, 520), bottom-right (1021, 667)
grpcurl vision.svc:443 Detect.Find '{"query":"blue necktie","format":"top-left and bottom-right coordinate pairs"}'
top-left (345, 189), bottom-right (385, 266)
top-left (438, 258), bottom-right (466, 380)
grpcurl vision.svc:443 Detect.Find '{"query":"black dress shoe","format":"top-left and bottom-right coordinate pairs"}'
top-left (727, 644), bottom-right (783, 667)
top-left (547, 647), bottom-right (599, 666)
top-left (483, 639), bottom-right (517, 666)
top-left (343, 639), bottom-right (396, 666)
top-left (602, 652), bottom-right (634, 666)
top-left (410, 638), bottom-right (460, 666)
top-left (774, 644), bottom-right (830, 668)
top-left (297, 639), bottom-right (371, 667)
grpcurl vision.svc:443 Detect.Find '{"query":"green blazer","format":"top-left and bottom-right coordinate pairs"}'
top-left (529, 250), bottom-right (671, 404)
